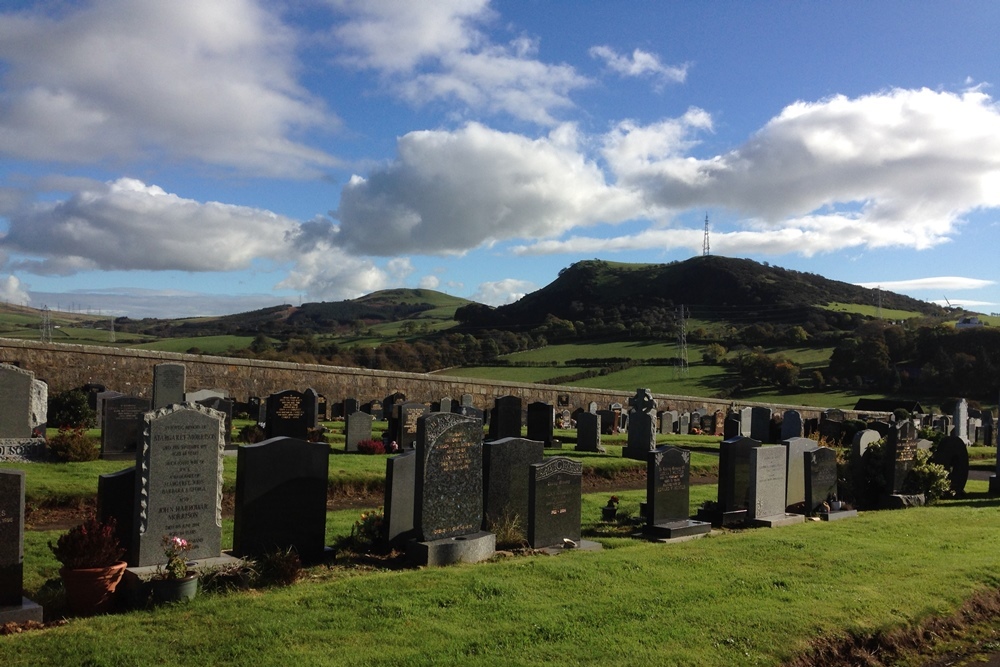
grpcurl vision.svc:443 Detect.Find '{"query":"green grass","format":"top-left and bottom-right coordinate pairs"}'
top-left (131, 335), bottom-right (255, 353)
top-left (824, 301), bottom-right (928, 320)
top-left (7, 482), bottom-right (1000, 666)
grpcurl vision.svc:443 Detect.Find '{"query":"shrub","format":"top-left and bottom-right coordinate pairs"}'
top-left (49, 516), bottom-right (125, 569)
top-left (48, 425), bottom-right (99, 462)
top-left (306, 427), bottom-right (328, 443)
top-left (47, 389), bottom-right (96, 429)
top-left (904, 449), bottom-right (951, 503)
top-left (356, 439), bottom-right (386, 455)
top-left (255, 548), bottom-right (302, 587)
top-left (237, 424), bottom-right (265, 444)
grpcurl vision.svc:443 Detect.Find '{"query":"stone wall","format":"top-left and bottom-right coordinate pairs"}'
top-left (0, 339), bottom-right (857, 421)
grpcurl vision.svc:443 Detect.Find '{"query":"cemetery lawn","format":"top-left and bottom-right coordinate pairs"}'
top-left (6, 481), bottom-right (1000, 666)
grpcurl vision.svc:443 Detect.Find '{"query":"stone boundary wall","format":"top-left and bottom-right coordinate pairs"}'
top-left (0, 339), bottom-right (872, 422)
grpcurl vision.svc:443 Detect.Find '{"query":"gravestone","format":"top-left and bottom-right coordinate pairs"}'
top-left (133, 404), bottom-right (225, 567)
top-left (342, 398), bottom-right (359, 418)
top-left (953, 399), bottom-right (969, 442)
top-left (264, 389), bottom-right (310, 440)
top-left (659, 410), bottom-right (678, 435)
top-left (990, 417), bottom-right (1000, 495)
top-left (623, 389), bottom-right (657, 461)
top-left (483, 437), bottom-right (544, 538)
top-left (233, 437), bottom-right (330, 563)
top-left (100, 396), bottom-right (151, 460)
top-left (697, 436), bottom-right (757, 526)
top-left (713, 410), bottom-right (726, 436)
top-left (610, 403), bottom-right (624, 433)
top-left (344, 411), bottom-right (375, 452)
top-left (0, 364), bottom-right (36, 438)
top-left (723, 415), bottom-right (741, 439)
top-left (749, 445), bottom-right (802, 527)
top-left (304, 388), bottom-right (320, 428)
top-left (678, 412), bottom-right (691, 437)
top-left (784, 437), bottom-right (819, 508)
top-left (151, 362), bottom-right (186, 410)
top-left (197, 397), bottom-right (233, 448)
top-left (0, 469), bottom-right (43, 623)
top-left (739, 407), bottom-right (753, 437)
top-left (526, 402), bottom-right (557, 448)
top-left (852, 429), bottom-right (881, 458)
top-left (781, 410), bottom-right (803, 441)
top-left (383, 392), bottom-right (406, 437)
top-left (439, 397), bottom-right (453, 414)
top-left (396, 401), bottom-right (429, 449)
top-left (29, 379), bottom-right (46, 436)
top-left (489, 396), bottom-right (522, 441)
top-left (644, 446), bottom-right (710, 539)
top-left (588, 401), bottom-right (598, 414)
top-left (750, 407), bottom-right (772, 443)
top-left (95, 390), bottom-right (125, 428)
top-left (803, 448), bottom-right (839, 514)
top-left (383, 450), bottom-right (416, 544)
top-left (598, 410), bottom-right (615, 435)
top-left (574, 412), bottom-right (604, 453)
top-left (185, 389), bottom-right (225, 403)
top-left (883, 425), bottom-right (919, 496)
top-left (409, 413), bottom-right (493, 565)
top-left (931, 435), bottom-right (970, 496)
top-left (869, 421), bottom-right (891, 438)
top-left (97, 467), bottom-right (136, 555)
top-left (982, 412), bottom-right (994, 452)
top-left (527, 457), bottom-right (582, 549)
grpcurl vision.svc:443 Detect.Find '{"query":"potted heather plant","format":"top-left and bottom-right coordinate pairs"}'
top-left (150, 535), bottom-right (198, 604)
top-left (50, 516), bottom-right (127, 616)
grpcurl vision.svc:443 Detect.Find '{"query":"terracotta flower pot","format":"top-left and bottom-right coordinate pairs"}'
top-left (60, 561), bottom-right (128, 616)
top-left (151, 574), bottom-right (198, 605)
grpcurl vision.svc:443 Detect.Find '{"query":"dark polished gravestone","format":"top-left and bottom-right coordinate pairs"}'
top-left (395, 401), bottom-right (429, 449)
top-left (233, 437), bottom-right (330, 563)
top-left (151, 362), bottom-right (186, 410)
top-left (526, 402), bottom-right (559, 448)
top-left (574, 412), bottom-right (605, 453)
top-left (749, 445), bottom-right (804, 527)
top-left (100, 396), bottom-right (151, 460)
top-left (991, 421), bottom-right (1000, 496)
top-left (527, 457), bottom-right (583, 549)
top-left (877, 425), bottom-right (924, 509)
top-left (696, 436), bottom-right (757, 527)
top-left (622, 388), bottom-right (657, 461)
top-left (931, 435), bottom-right (970, 496)
top-left (97, 467), bottom-right (136, 556)
top-left (488, 395), bottom-right (522, 441)
top-left (803, 447), bottom-right (839, 514)
top-left (408, 413), bottom-right (494, 566)
top-left (482, 437), bottom-right (544, 539)
top-left (643, 446), bottom-right (710, 540)
top-left (264, 389), bottom-right (314, 440)
top-left (344, 410), bottom-right (375, 453)
top-left (0, 469), bottom-right (44, 623)
top-left (781, 410), bottom-right (803, 441)
top-left (384, 450), bottom-right (417, 545)
top-left (132, 404), bottom-right (226, 567)
top-left (750, 407), bottom-right (772, 443)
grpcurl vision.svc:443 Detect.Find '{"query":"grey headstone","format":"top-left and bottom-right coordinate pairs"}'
top-left (739, 407), bottom-right (753, 436)
top-left (953, 399), bottom-right (969, 441)
top-left (304, 388), bottom-right (320, 428)
top-left (29, 379), bottom-right (46, 435)
top-left (344, 411), bottom-right (374, 452)
top-left (100, 396), bottom-right (150, 460)
top-left (489, 396), bottom-right (522, 441)
top-left (438, 397), bottom-right (453, 414)
top-left (233, 437), bottom-right (330, 563)
top-left (527, 457), bottom-right (582, 549)
top-left (678, 412), bottom-right (691, 436)
top-left (151, 362), bottom-right (186, 410)
top-left (574, 412), bottom-right (603, 453)
top-left (749, 445), bottom-right (787, 520)
top-left (804, 448), bottom-right (839, 513)
top-left (0, 365), bottom-right (35, 438)
top-left (852, 429), bottom-right (881, 458)
top-left (588, 402), bottom-right (598, 415)
top-left (781, 410), bottom-right (803, 441)
top-left (483, 437), bottom-right (544, 537)
top-left (384, 450), bottom-right (416, 544)
top-left (133, 404), bottom-right (225, 567)
top-left (784, 437), bottom-right (819, 507)
top-left (414, 413), bottom-right (483, 541)
top-left (461, 394), bottom-right (474, 407)
top-left (94, 390), bottom-right (124, 428)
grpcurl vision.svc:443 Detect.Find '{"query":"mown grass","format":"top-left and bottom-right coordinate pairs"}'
top-left (6, 481), bottom-right (999, 666)
top-left (131, 335), bottom-right (255, 353)
top-left (824, 302), bottom-right (928, 320)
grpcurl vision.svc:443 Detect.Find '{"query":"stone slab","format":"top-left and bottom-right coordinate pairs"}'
top-left (750, 513), bottom-right (806, 528)
top-left (818, 509), bottom-right (858, 521)
top-left (406, 531), bottom-right (495, 567)
top-left (642, 519), bottom-right (711, 540)
top-left (0, 598), bottom-right (44, 624)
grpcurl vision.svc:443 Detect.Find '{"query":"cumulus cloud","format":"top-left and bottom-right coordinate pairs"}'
top-left (1, 178), bottom-right (301, 274)
top-left (0, 0), bottom-right (336, 176)
top-left (274, 248), bottom-right (389, 301)
top-left (589, 46), bottom-right (688, 89)
top-left (330, 0), bottom-right (588, 124)
top-left (335, 122), bottom-right (644, 255)
top-left (856, 277), bottom-right (996, 291)
top-left (0, 275), bottom-right (29, 305)
top-left (472, 278), bottom-right (536, 306)
top-left (419, 275), bottom-right (441, 289)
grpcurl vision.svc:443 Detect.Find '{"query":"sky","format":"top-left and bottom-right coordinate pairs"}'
top-left (2, 1), bottom-right (1000, 319)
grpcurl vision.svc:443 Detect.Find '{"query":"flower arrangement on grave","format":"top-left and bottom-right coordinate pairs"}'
top-left (606, 495), bottom-right (620, 509)
top-left (352, 509), bottom-right (385, 546)
top-left (601, 496), bottom-right (620, 522)
top-left (156, 535), bottom-right (194, 581)
top-left (49, 516), bottom-right (125, 570)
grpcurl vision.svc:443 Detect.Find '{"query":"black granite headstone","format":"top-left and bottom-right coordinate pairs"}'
top-left (883, 425), bottom-right (918, 494)
top-left (100, 396), bottom-right (151, 460)
top-left (931, 435), bottom-right (970, 495)
top-left (396, 402), bottom-right (429, 449)
top-left (804, 447), bottom-right (839, 513)
top-left (264, 389), bottom-right (310, 440)
top-left (414, 413), bottom-right (484, 541)
top-left (489, 396), bottom-right (522, 440)
top-left (647, 446), bottom-right (690, 525)
top-left (482, 437), bottom-right (544, 537)
top-left (527, 457), bottom-right (582, 549)
top-left (574, 412), bottom-right (603, 452)
top-left (525, 402), bottom-right (556, 448)
top-left (0, 469), bottom-right (24, 606)
top-left (233, 437), bottom-right (330, 563)
top-left (97, 467), bottom-right (136, 560)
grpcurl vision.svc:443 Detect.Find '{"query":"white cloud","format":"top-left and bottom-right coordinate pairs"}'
top-left (0, 275), bottom-right (30, 305)
top-left (29, 287), bottom-right (283, 319)
top-left (0, 0), bottom-right (336, 176)
top-left (472, 278), bottom-right (535, 306)
top-left (930, 299), bottom-right (996, 308)
top-left (589, 46), bottom-right (688, 89)
top-left (336, 122), bottom-right (644, 255)
top-left (857, 277), bottom-right (996, 291)
top-left (330, 0), bottom-right (588, 124)
top-left (1, 178), bottom-right (301, 274)
top-left (275, 247), bottom-right (389, 301)
top-left (419, 275), bottom-right (441, 289)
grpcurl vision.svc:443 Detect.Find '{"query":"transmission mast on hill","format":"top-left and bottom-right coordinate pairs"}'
top-left (40, 305), bottom-right (52, 343)
top-left (676, 305), bottom-right (689, 377)
top-left (702, 214), bottom-right (710, 257)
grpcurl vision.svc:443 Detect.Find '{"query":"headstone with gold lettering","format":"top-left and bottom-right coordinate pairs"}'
top-left (527, 457), bottom-right (582, 548)
top-left (132, 404), bottom-right (225, 566)
top-left (408, 413), bottom-right (494, 565)
top-left (264, 389), bottom-right (310, 440)
top-left (0, 469), bottom-right (43, 623)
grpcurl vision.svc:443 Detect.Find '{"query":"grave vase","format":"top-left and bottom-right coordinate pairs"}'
top-left (601, 506), bottom-right (618, 522)
top-left (151, 574), bottom-right (199, 605)
top-left (60, 561), bottom-right (128, 616)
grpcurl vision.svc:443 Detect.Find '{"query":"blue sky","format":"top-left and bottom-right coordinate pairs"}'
top-left (1, 0), bottom-right (999, 318)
